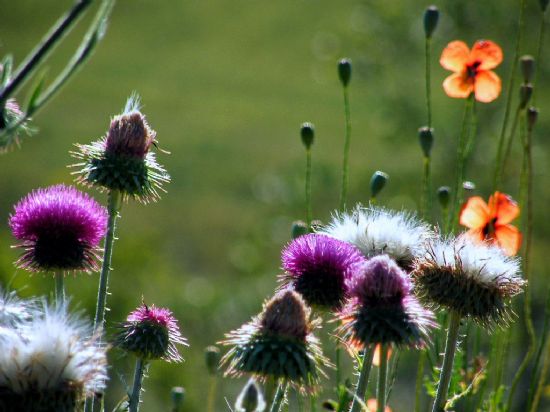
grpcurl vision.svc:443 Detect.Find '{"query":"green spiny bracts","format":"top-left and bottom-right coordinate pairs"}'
top-left (220, 290), bottom-right (330, 391)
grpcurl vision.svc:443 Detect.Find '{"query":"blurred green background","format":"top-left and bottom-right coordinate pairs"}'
top-left (1, 0), bottom-right (550, 410)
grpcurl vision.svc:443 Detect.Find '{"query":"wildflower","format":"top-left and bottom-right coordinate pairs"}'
top-left (72, 93), bottom-right (170, 202)
top-left (440, 40), bottom-right (503, 103)
top-left (320, 205), bottom-right (432, 271)
top-left (459, 191), bottom-right (521, 255)
top-left (9, 184), bottom-right (108, 273)
top-left (115, 303), bottom-right (187, 362)
top-left (339, 255), bottom-right (435, 349)
top-left (280, 234), bottom-right (365, 311)
top-left (0, 289), bottom-right (35, 327)
top-left (221, 290), bottom-right (330, 390)
top-left (0, 302), bottom-right (107, 412)
top-left (412, 235), bottom-right (524, 327)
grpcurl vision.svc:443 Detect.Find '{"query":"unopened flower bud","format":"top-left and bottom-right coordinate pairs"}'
top-left (300, 122), bottom-right (315, 149)
top-left (463, 181), bottom-right (476, 192)
top-left (370, 171), bottom-right (389, 199)
top-left (310, 219), bottom-right (324, 231)
top-left (423, 6), bottom-right (440, 38)
top-left (235, 378), bottom-right (266, 412)
top-left (520, 84), bottom-right (533, 109)
top-left (520, 55), bottom-right (536, 83)
top-left (527, 106), bottom-right (539, 131)
top-left (437, 186), bottom-right (450, 209)
top-left (291, 220), bottom-right (309, 239)
top-left (540, 0), bottom-right (549, 12)
top-left (171, 387), bottom-right (185, 411)
top-left (204, 345), bottom-right (220, 376)
top-left (338, 58), bottom-right (352, 87)
top-left (418, 126), bottom-right (434, 157)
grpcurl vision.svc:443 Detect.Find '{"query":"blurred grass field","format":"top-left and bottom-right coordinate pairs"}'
top-left (1, 0), bottom-right (550, 410)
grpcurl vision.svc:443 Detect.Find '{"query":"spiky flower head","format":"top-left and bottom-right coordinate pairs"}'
top-left (320, 205), bottom-right (433, 271)
top-left (0, 302), bottom-right (107, 412)
top-left (115, 303), bottom-right (187, 362)
top-left (0, 289), bottom-right (36, 327)
top-left (412, 235), bottom-right (524, 328)
top-left (280, 234), bottom-right (365, 311)
top-left (338, 255), bottom-right (435, 349)
top-left (221, 290), bottom-right (330, 391)
top-left (9, 184), bottom-right (108, 273)
top-left (72, 93), bottom-right (170, 202)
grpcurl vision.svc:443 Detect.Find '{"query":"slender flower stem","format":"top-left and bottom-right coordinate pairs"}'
top-left (339, 86), bottom-right (352, 211)
top-left (310, 394), bottom-right (317, 412)
top-left (269, 381), bottom-right (288, 412)
top-left (305, 148), bottom-right (312, 228)
top-left (533, 11), bottom-right (546, 105)
top-left (414, 351), bottom-right (426, 412)
top-left (500, 107), bottom-right (522, 182)
top-left (528, 288), bottom-right (550, 410)
top-left (377, 345), bottom-right (389, 412)
top-left (493, 0), bottom-right (526, 191)
top-left (432, 311), bottom-right (461, 412)
top-left (128, 358), bottom-right (146, 412)
top-left (425, 37), bottom-right (433, 128)
top-left (93, 189), bottom-right (121, 331)
top-left (54, 271), bottom-right (65, 304)
top-left (206, 376), bottom-right (218, 412)
top-left (350, 345), bottom-right (376, 412)
top-left (421, 156), bottom-right (431, 220)
top-left (530, 338), bottom-right (550, 412)
top-left (336, 346), bottom-right (342, 389)
top-left (0, 0), bottom-right (93, 105)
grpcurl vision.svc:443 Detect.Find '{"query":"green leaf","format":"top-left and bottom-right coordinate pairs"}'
top-left (26, 76), bottom-right (45, 113)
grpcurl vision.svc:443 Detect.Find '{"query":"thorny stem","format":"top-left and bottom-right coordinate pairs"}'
top-left (377, 345), bottom-right (389, 412)
top-left (414, 351), bottom-right (426, 412)
top-left (432, 311), bottom-right (461, 412)
top-left (128, 358), bottom-right (146, 412)
top-left (349, 345), bottom-right (376, 412)
top-left (54, 271), bottom-right (65, 304)
top-left (269, 381), bottom-right (288, 412)
top-left (339, 86), bottom-right (352, 212)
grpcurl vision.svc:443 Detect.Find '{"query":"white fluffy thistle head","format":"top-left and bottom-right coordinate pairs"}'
top-left (0, 289), bottom-right (36, 327)
top-left (320, 205), bottom-right (433, 270)
top-left (0, 301), bottom-right (107, 410)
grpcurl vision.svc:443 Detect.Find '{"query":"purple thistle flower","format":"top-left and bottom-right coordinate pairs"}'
top-left (9, 184), bottom-right (108, 273)
top-left (338, 255), bottom-right (435, 349)
top-left (115, 303), bottom-right (187, 362)
top-left (280, 233), bottom-right (366, 311)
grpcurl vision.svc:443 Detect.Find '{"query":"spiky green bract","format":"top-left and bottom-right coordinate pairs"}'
top-left (338, 256), bottom-right (435, 349)
top-left (221, 290), bottom-right (330, 392)
top-left (412, 235), bottom-right (525, 328)
top-left (0, 98), bottom-right (33, 153)
top-left (71, 94), bottom-right (169, 203)
top-left (115, 303), bottom-right (187, 362)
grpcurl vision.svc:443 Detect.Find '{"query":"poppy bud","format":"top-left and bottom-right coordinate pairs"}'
top-left (463, 181), bottom-right (476, 192)
top-left (338, 58), bottom-right (352, 87)
top-left (171, 387), bottom-right (185, 411)
top-left (204, 345), bottom-right (221, 376)
top-left (235, 378), bottom-right (266, 412)
top-left (418, 126), bottom-right (434, 157)
top-left (300, 122), bottom-right (315, 149)
top-left (423, 6), bottom-right (440, 38)
top-left (527, 107), bottom-right (539, 131)
top-left (291, 220), bottom-right (309, 239)
top-left (437, 186), bottom-right (450, 209)
top-left (370, 171), bottom-right (389, 199)
top-left (520, 84), bottom-right (533, 109)
top-left (520, 55), bottom-right (535, 83)
top-left (540, 0), bottom-right (549, 11)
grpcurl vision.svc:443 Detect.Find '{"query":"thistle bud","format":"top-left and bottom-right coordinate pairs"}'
top-left (520, 84), bottom-right (534, 109)
top-left (527, 106), bottom-right (539, 131)
top-left (171, 387), bottom-right (185, 411)
top-left (205, 345), bottom-right (221, 376)
top-left (370, 171), bottom-right (389, 199)
top-left (300, 122), bottom-right (315, 149)
top-left (437, 186), bottom-right (450, 209)
top-left (338, 58), bottom-right (352, 87)
top-left (520, 55), bottom-right (535, 83)
top-left (235, 378), bottom-right (266, 412)
top-left (291, 220), bottom-right (309, 239)
top-left (540, 0), bottom-right (549, 12)
top-left (423, 6), bottom-right (440, 38)
top-left (418, 126), bottom-right (434, 157)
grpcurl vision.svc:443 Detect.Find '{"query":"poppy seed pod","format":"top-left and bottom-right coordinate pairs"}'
top-left (338, 58), bottom-right (352, 87)
top-left (300, 122), bottom-right (315, 149)
top-left (423, 6), bottom-right (440, 38)
top-left (418, 127), bottom-right (434, 157)
top-left (204, 345), bottom-right (221, 376)
top-left (520, 55), bottom-right (536, 83)
top-left (370, 171), bottom-right (389, 198)
top-left (437, 186), bottom-right (451, 209)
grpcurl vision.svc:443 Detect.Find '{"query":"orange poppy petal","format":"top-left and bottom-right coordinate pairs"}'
top-left (489, 192), bottom-right (520, 225)
top-left (474, 70), bottom-right (501, 103)
top-left (495, 224), bottom-right (522, 255)
top-left (470, 40), bottom-right (503, 70)
top-left (460, 196), bottom-right (490, 229)
top-left (443, 73), bottom-right (473, 99)
top-left (440, 40), bottom-right (470, 72)
top-left (464, 228), bottom-right (486, 244)
top-left (372, 344), bottom-right (392, 367)
top-left (367, 399), bottom-right (392, 412)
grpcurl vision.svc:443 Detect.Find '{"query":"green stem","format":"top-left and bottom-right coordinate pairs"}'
top-left (339, 86), bottom-right (352, 211)
top-left (54, 271), bottom-right (65, 304)
top-left (421, 156), bottom-right (431, 220)
top-left (528, 287), bottom-right (550, 409)
top-left (0, 0), bottom-right (93, 104)
top-left (305, 148), bottom-right (312, 228)
top-left (432, 311), bottom-right (461, 412)
top-left (500, 107), bottom-right (521, 183)
top-left (414, 351), bottom-right (426, 412)
top-left (269, 381), bottom-right (288, 412)
top-left (493, 0), bottom-right (526, 191)
top-left (530, 339), bottom-right (550, 412)
top-left (426, 37), bottom-right (432, 128)
top-left (93, 189), bottom-right (120, 331)
top-left (336, 345), bottom-right (341, 391)
top-left (310, 393), bottom-right (317, 412)
top-left (532, 11), bottom-right (546, 105)
top-left (377, 345), bottom-right (389, 412)
top-left (128, 358), bottom-right (146, 412)
top-left (207, 376), bottom-right (217, 412)
top-left (350, 345), bottom-right (376, 412)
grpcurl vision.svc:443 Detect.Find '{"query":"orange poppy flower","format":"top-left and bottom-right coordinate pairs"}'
top-left (459, 191), bottom-right (522, 255)
top-left (440, 40), bottom-right (503, 103)
top-left (366, 399), bottom-right (392, 412)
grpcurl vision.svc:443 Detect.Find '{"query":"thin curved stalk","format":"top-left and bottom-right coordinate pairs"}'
top-left (415, 351), bottom-right (426, 412)
top-left (377, 345), bottom-right (389, 412)
top-left (207, 376), bottom-right (218, 412)
top-left (339, 86), bottom-right (352, 211)
top-left (305, 148), bottom-right (312, 227)
top-left (350, 345), bottom-right (376, 412)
